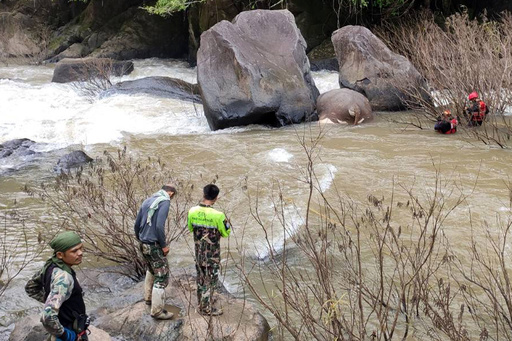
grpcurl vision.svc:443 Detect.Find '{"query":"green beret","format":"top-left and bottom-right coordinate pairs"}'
top-left (50, 231), bottom-right (82, 253)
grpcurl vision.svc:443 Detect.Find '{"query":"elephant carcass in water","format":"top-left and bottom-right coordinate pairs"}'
top-left (317, 89), bottom-right (373, 125)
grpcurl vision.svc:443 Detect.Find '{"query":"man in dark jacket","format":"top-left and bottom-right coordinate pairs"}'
top-left (134, 184), bottom-right (176, 320)
top-left (40, 231), bottom-right (88, 341)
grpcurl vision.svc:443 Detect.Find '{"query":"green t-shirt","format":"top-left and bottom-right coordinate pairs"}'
top-left (187, 205), bottom-right (231, 238)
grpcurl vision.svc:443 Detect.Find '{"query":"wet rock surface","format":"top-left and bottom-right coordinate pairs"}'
top-left (93, 269), bottom-right (270, 341)
top-left (105, 76), bottom-right (201, 103)
top-left (332, 25), bottom-right (429, 111)
top-left (55, 150), bottom-right (93, 171)
top-left (51, 58), bottom-right (134, 83)
top-left (0, 139), bottom-right (36, 159)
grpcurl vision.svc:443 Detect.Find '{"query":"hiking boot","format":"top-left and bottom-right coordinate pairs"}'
top-left (152, 309), bottom-right (174, 320)
top-left (198, 307), bottom-right (223, 316)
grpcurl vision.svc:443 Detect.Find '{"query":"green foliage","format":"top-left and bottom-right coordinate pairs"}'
top-left (144, 0), bottom-right (205, 16)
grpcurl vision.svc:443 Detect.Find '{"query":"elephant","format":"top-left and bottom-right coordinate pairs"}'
top-left (317, 88), bottom-right (374, 125)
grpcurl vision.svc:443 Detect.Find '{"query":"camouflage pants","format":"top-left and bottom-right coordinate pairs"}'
top-left (194, 234), bottom-right (221, 310)
top-left (140, 243), bottom-right (169, 289)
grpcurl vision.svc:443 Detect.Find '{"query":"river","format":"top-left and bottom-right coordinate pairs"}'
top-left (1, 59), bottom-right (511, 340)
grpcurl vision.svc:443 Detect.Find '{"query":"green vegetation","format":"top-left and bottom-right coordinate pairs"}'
top-left (144, 0), bottom-right (204, 15)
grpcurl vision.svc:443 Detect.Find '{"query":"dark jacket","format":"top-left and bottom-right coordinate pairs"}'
top-left (134, 194), bottom-right (170, 248)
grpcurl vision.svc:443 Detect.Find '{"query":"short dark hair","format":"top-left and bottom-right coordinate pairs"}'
top-left (162, 184), bottom-right (176, 194)
top-left (203, 184), bottom-right (219, 200)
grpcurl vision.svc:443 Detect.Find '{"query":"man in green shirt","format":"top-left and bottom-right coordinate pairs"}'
top-left (188, 184), bottom-right (231, 316)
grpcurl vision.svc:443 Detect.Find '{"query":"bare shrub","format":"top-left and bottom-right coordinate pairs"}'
top-left (0, 207), bottom-right (43, 298)
top-left (25, 148), bottom-right (194, 280)
top-left (234, 129), bottom-right (512, 340)
top-left (375, 11), bottom-right (512, 148)
top-left (69, 58), bottom-right (117, 100)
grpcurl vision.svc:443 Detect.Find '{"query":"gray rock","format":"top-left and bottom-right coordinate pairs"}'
top-left (0, 13), bottom-right (43, 59)
top-left (46, 43), bottom-right (88, 63)
top-left (93, 271), bottom-right (270, 341)
top-left (310, 58), bottom-right (339, 71)
top-left (104, 76), bottom-right (201, 103)
top-left (332, 25), bottom-right (429, 111)
top-left (0, 139), bottom-right (36, 158)
top-left (8, 315), bottom-right (112, 341)
top-left (197, 9), bottom-right (319, 130)
top-left (51, 57), bottom-right (134, 83)
top-left (90, 8), bottom-right (188, 60)
top-left (55, 150), bottom-right (93, 171)
top-left (317, 88), bottom-right (373, 125)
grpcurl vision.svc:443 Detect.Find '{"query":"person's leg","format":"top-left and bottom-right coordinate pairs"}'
top-left (143, 244), bottom-right (172, 319)
top-left (140, 244), bottom-right (155, 305)
top-left (200, 242), bottom-right (222, 316)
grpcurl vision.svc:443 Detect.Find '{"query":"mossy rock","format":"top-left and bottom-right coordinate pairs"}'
top-left (307, 37), bottom-right (335, 60)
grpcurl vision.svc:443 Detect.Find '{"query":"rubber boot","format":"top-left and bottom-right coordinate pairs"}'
top-left (151, 287), bottom-right (173, 320)
top-left (144, 271), bottom-right (154, 305)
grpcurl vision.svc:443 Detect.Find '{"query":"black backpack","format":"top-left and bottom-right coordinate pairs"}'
top-left (25, 269), bottom-right (46, 303)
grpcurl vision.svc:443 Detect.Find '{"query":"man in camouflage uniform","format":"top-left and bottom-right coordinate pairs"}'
top-left (134, 184), bottom-right (176, 320)
top-left (40, 231), bottom-right (88, 341)
top-left (188, 184), bottom-right (231, 316)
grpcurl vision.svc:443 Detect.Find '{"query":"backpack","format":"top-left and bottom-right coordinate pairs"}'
top-left (25, 269), bottom-right (46, 303)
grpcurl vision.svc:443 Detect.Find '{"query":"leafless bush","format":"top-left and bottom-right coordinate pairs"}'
top-left (70, 58), bottom-right (117, 100)
top-left (234, 129), bottom-right (512, 340)
top-left (0, 207), bottom-right (43, 298)
top-left (25, 148), bottom-right (194, 280)
top-left (375, 11), bottom-right (512, 148)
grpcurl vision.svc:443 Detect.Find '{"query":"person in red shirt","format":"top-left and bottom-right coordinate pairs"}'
top-left (434, 110), bottom-right (458, 134)
top-left (465, 91), bottom-right (488, 126)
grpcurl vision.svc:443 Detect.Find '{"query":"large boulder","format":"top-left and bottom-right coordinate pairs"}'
top-left (332, 25), bottom-right (428, 111)
top-left (197, 9), bottom-right (319, 130)
top-left (0, 13), bottom-right (43, 59)
top-left (51, 57), bottom-right (134, 83)
top-left (104, 76), bottom-right (201, 103)
top-left (317, 88), bottom-right (373, 125)
top-left (93, 270), bottom-right (270, 341)
top-left (55, 150), bottom-right (93, 171)
top-left (187, 0), bottom-right (243, 66)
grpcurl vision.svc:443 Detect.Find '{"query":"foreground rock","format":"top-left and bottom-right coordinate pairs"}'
top-left (104, 76), bottom-right (201, 103)
top-left (332, 25), bottom-right (429, 111)
top-left (197, 9), bottom-right (319, 130)
top-left (8, 315), bottom-right (111, 341)
top-left (317, 88), bottom-right (373, 125)
top-left (93, 270), bottom-right (270, 341)
top-left (55, 150), bottom-right (93, 171)
top-left (0, 139), bottom-right (36, 158)
top-left (51, 58), bottom-right (134, 83)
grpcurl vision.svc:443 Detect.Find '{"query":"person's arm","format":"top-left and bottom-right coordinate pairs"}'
top-left (155, 200), bottom-right (170, 248)
top-left (187, 209), bottom-right (194, 233)
top-left (134, 207), bottom-right (142, 240)
top-left (40, 268), bottom-right (74, 337)
top-left (218, 213), bottom-right (231, 238)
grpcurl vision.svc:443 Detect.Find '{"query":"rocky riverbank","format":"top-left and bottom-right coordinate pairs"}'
top-left (9, 267), bottom-right (269, 341)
